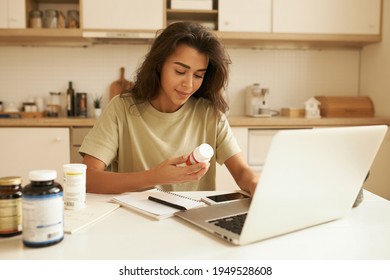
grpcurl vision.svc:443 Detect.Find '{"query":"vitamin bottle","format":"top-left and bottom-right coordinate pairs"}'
top-left (22, 170), bottom-right (64, 248)
top-left (181, 143), bottom-right (214, 166)
top-left (63, 163), bottom-right (87, 210)
top-left (0, 176), bottom-right (23, 237)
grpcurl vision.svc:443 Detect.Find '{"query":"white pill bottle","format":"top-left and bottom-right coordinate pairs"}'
top-left (182, 143), bottom-right (214, 166)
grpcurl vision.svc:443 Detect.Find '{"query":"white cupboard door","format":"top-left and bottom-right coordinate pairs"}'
top-left (0, 128), bottom-right (70, 184)
top-left (82, 0), bottom-right (164, 30)
top-left (247, 129), bottom-right (277, 170)
top-left (218, 0), bottom-right (271, 32)
top-left (8, 0), bottom-right (25, 28)
top-left (0, 0), bottom-right (25, 28)
top-left (273, 0), bottom-right (381, 35)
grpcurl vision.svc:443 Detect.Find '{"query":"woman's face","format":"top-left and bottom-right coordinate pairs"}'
top-left (152, 44), bottom-right (209, 113)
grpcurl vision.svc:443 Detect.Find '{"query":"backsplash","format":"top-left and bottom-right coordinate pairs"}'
top-left (0, 44), bottom-right (360, 116)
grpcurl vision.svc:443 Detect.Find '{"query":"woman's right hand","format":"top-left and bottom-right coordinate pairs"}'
top-left (151, 155), bottom-right (210, 185)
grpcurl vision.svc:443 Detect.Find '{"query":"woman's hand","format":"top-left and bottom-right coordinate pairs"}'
top-left (151, 155), bottom-right (210, 185)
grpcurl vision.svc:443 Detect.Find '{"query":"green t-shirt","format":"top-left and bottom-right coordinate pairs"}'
top-left (79, 95), bottom-right (241, 191)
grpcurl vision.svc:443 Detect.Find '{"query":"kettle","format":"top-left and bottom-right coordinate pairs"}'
top-left (245, 83), bottom-right (270, 117)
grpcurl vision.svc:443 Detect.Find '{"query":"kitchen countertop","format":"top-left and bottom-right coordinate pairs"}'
top-left (0, 117), bottom-right (96, 127)
top-left (228, 115), bottom-right (390, 128)
top-left (1, 116), bottom-right (390, 128)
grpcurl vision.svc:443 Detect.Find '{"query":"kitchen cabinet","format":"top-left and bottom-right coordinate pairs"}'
top-left (218, 0), bottom-right (271, 32)
top-left (70, 126), bottom-right (91, 163)
top-left (0, 127), bottom-right (70, 184)
top-left (0, 0), bottom-right (85, 46)
top-left (82, 0), bottom-right (164, 31)
top-left (273, 0), bottom-right (381, 35)
top-left (0, 0), bottom-right (25, 28)
top-left (0, 0), bottom-right (383, 47)
top-left (247, 129), bottom-right (277, 170)
top-left (166, 0), bottom-right (218, 30)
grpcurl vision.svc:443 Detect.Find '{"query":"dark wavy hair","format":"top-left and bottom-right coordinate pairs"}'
top-left (125, 21), bottom-right (231, 115)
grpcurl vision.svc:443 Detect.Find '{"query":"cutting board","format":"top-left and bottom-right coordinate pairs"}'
top-left (109, 67), bottom-right (133, 100)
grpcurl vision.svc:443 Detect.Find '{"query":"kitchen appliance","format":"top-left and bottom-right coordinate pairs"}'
top-left (245, 83), bottom-right (271, 117)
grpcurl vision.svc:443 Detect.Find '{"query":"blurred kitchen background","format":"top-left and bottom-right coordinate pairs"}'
top-left (1, 0), bottom-right (390, 200)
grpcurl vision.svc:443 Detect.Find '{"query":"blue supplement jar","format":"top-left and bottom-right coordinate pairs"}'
top-left (22, 170), bottom-right (64, 247)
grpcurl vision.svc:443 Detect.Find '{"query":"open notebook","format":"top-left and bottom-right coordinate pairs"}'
top-left (112, 188), bottom-right (205, 220)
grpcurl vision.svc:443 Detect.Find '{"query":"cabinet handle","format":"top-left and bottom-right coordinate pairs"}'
top-left (54, 136), bottom-right (62, 142)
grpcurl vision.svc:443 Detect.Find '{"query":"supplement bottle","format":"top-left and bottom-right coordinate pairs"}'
top-left (22, 170), bottom-right (64, 248)
top-left (63, 163), bottom-right (87, 210)
top-left (0, 176), bottom-right (23, 237)
top-left (181, 143), bottom-right (214, 166)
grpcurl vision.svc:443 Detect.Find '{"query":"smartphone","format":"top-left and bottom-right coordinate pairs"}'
top-left (201, 192), bottom-right (250, 205)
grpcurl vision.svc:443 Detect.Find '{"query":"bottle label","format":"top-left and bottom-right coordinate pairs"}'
top-left (185, 153), bottom-right (198, 165)
top-left (64, 171), bottom-right (86, 210)
top-left (0, 198), bottom-right (22, 234)
top-left (22, 193), bottom-right (64, 245)
top-left (67, 94), bottom-right (71, 111)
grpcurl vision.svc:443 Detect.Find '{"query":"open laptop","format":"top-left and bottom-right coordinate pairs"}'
top-left (175, 125), bottom-right (387, 245)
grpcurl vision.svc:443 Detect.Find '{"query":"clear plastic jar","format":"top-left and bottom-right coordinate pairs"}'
top-left (0, 176), bottom-right (23, 237)
top-left (22, 170), bottom-right (64, 247)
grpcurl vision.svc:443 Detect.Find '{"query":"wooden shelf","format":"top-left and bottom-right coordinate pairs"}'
top-left (0, 28), bottom-right (381, 48)
top-left (0, 28), bottom-right (90, 46)
top-left (216, 31), bottom-right (382, 48)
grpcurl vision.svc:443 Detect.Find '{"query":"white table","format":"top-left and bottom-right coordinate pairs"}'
top-left (1, 190), bottom-right (390, 260)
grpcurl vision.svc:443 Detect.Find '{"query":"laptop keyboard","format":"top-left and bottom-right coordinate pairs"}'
top-left (208, 213), bottom-right (247, 235)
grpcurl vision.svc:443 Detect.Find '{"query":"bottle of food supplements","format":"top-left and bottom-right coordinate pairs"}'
top-left (22, 170), bottom-right (64, 247)
top-left (179, 143), bottom-right (214, 166)
top-left (0, 176), bottom-right (23, 237)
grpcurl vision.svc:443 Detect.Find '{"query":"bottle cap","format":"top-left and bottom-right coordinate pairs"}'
top-left (0, 176), bottom-right (22, 186)
top-left (194, 143), bottom-right (214, 162)
top-left (29, 170), bottom-right (57, 181)
top-left (63, 163), bottom-right (87, 173)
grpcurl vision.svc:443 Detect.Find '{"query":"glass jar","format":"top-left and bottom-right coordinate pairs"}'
top-left (44, 9), bottom-right (58, 28)
top-left (0, 176), bottom-right (23, 237)
top-left (22, 170), bottom-right (64, 247)
top-left (47, 92), bottom-right (61, 117)
top-left (29, 10), bottom-right (43, 28)
top-left (66, 10), bottom-right (79, 28)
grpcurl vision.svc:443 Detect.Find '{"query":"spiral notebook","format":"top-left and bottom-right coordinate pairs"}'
top-left (112, 188), bottom-right (205, 220)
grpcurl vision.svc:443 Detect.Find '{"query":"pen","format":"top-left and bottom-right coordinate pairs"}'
top-left (148, 196), bottom-right (187, 211)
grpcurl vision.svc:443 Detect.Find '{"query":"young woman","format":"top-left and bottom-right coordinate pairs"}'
top-left (79, 22), bottom-right (258, 195)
